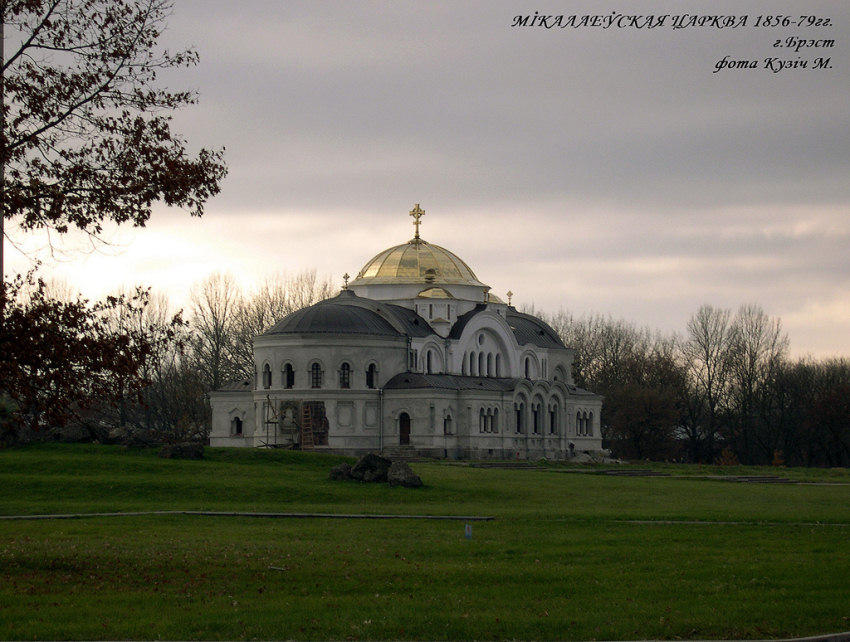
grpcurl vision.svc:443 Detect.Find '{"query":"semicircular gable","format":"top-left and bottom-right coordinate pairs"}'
top-left (513, 378), bottom-right (534, 395)
top-left (550, 379), bottom-right (570, 397)
top-left (530, 380), bottom-right (552, 396)
top-left (450, 308), bottom-right (519, 373)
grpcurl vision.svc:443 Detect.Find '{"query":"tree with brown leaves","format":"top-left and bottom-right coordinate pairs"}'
top-left (1, 0), bottom-right (227, 276)
top-left (0, 273), bottom-right (171, 441)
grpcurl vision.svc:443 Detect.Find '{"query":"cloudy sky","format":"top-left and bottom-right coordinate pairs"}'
top-left (7, 1), bottom-right (849, 357)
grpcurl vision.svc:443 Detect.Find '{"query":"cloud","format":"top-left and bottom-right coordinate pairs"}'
top-left (7, 0), bottom-right (849, 357)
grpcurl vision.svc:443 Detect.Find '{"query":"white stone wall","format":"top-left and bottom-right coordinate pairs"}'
top-left (209, 295), bottom-right (603, 458)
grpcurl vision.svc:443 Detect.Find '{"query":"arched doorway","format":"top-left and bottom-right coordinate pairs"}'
top-left (399, 412), bottom-right (411, 445)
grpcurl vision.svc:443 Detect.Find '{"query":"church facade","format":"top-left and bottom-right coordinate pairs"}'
top-left (209, 205), bottom-right (603, 459)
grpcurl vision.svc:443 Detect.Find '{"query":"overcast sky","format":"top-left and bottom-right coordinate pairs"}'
top-left (8, 0), bottom-right (850, 357)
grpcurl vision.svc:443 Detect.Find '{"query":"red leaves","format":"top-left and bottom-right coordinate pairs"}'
top-left (0, 274), bottom-right (165, 434)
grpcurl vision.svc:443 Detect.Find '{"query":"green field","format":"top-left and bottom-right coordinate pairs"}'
top-left (1, 444), bottom-right (849, 640)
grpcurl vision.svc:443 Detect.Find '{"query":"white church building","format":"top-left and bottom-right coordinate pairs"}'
top-left (209, 205), bottom-right (603, 459)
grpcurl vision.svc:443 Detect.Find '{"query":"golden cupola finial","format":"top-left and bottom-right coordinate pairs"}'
top-left (409, 203), bottom-right (425, 241)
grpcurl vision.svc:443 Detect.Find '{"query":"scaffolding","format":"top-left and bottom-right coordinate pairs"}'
top-left (261, 396), bottom-right (280, 448)
top-left (300, 401), bottom-right (328, 449)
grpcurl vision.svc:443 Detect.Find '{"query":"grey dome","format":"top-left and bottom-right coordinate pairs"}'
top-left (264, 291), bottom-right (432, 337)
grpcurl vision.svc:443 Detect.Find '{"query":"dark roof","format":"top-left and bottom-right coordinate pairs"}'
top-left (566, 384), bottom-right (601, 397)
top-left (449, 305), bottom-right (566, 350)
top-left (384, 372), bottom-right (524, 392)
top-left (505, 308), bottom-right (566, 349)
top-left (378, 301), bottom-right (434, 338)
top-left (215, 379), bottom-right (253, 392)
top-left (448, 304), bottom-right (487, 339)
top-left (263, 290), bottom-right (432, 338)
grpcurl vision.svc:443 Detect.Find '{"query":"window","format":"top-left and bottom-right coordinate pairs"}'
top-left (231, 417), bottom-right (243, 435)
top-left (524, 357), bottom-right (530, 379)
top-left (310, 362), bottom-right (323, 388)
top-left (366, 363), bottom-right (377, 389)
top-left (515, 402), bottom-right (525, 433)
top-left (426, 350), bottom-right (433, 374)
top-left (576, 411), bottom-right (590, 436)
top-left (480, 408), bottom-right (499, 433)
top-left (532, 404), bottom-right (540, 434)
top-left (549, 406), bottom-right (557, 434)
top-left (283, 363), bottom-right (294, 389)
top-left (262, 363), bottom-right (272, 389)
top-left (339, 362), bottom-right (351, 389)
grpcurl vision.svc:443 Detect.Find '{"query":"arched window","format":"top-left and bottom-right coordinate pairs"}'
top-left (399, 412), bottom-right (411, 445)
top-left (478, 352), bottom-right (485, 377)
top-left (486, 353), bottom-right (493, 377)
top-left (443, 414), bottom-right (453, 435)
top-left (524, 357), bottom-right (530, 379)
top-left (576, 411), bottom-right (583, 436)
top-left (493, 407), bottom-right (499, 433)
top-left (479, 408), bottom-right (486, 433)
top-left (549, 405), bottom-right (558, 434)
top-left (515, 402), bottom-right (525, 434)
top-left (532, 403), bottom-right (540, 434)
top-left (495, 354), bottom-right (501, 377)
top-left (470, 351), bottom-right (477, 376)
top-left (283, 363), bottom-right (295, 389)
top-left (366, 363), bottom-right (377, 389)
top-left (426, 350), bottom-right (433, 374)
top-left (262, 363), bottom-right (272, 389)
top-left (310, 362), bottom-right (323, 389)
top-left (231, 417), bottom-right (243, 435)
top-left (587, 411), bottom-right (593, 437)
top-left (339, 362), bottom-right (351, 389)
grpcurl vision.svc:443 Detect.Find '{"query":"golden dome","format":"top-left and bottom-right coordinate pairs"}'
top-left (353, 238), bottom-right (486, 287)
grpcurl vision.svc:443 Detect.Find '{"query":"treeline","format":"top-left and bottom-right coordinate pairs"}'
top-left (0, 270), bottom-right (334, 446)
top-left (541, 305), bottom-right (850, 466)
top-left (3, 273), bottom-right (848, 467)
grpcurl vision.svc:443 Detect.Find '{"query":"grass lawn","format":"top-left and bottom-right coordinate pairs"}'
top-left (1, 444), bottom-right (849, 640)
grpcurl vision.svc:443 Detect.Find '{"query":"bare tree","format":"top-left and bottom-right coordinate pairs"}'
top-left (726, 304), bottom-right (789, 463)
top-left (681, 305), bottom-right (734, 462)
top-left (230, 269), bottom-right (335, 379)
top-left (190, 273), bottom-right (241, 391)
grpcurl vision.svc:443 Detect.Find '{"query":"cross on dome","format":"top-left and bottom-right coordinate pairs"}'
top-left (409, 203), bottom-right (425, 240)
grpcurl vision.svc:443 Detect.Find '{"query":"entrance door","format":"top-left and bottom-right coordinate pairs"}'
top-left (399, 412), bottom-right (411, 445)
